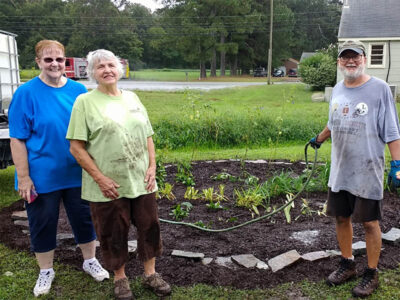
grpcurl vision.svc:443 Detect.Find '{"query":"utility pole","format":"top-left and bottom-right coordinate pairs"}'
top-left (267, 0), bottom-right (273, 85)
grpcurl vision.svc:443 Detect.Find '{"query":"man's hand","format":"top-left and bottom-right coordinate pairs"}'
top-left (309, 135), bottom-right (322, 149)
top-left (388, 160), bottom-right (400, 189)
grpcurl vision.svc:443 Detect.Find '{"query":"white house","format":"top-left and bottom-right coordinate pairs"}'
top-left (337, 0), bottom-right (400, 97)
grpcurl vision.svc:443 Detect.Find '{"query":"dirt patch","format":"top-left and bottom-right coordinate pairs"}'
top-left (1, 160), bottom-right (400, 290)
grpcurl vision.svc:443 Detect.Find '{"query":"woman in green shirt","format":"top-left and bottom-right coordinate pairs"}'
top-left (67, 49), bottom-right (171, 300)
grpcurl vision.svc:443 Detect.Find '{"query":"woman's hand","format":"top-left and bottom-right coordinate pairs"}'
top-left (144, 165), bottom-right (156, 192)
top-left (18, 175), bottom-right (35, 203)
top-left (97, 175), bottom-right (120, 200)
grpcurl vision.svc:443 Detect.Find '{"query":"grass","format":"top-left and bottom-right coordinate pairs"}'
top-left (137, 84), bottom-right (329, 149)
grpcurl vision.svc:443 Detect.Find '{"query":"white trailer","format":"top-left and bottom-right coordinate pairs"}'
top-left (0, 30), bottom-right (20, 168)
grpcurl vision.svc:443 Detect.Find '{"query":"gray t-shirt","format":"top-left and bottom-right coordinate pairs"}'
top-left (328, 77), bottom-right (400, 200)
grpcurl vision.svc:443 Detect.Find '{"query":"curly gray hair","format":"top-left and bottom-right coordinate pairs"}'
top-left (86, 49), bottom-right (123, 82)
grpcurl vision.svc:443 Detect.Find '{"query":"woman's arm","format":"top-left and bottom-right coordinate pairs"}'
top-left (144, 136), bottom-right (156, 192)
top-left (10, 138), bottom-right (35, 202)
top-left (69, 140), bottom-right (120, 199)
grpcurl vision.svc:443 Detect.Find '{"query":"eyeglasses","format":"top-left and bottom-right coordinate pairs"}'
top-left (339, 54), bottom-right (363, 63)
top-left (42, 57), bottom-right (66, 64)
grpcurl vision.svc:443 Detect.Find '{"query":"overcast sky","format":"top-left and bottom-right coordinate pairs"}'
top-left (128, 0), bottom-right (164, 11)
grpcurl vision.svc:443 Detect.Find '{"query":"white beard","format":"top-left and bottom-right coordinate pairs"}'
top-left (339, 63), bottom-right (365, 81)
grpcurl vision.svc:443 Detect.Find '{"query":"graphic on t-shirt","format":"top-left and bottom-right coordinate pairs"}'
top-left (354, 102), bottom-right (368, 116)
top-left (342, 104), bottom-right (350, 116)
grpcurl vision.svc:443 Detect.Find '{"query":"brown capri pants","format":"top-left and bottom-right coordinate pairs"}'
top-left (90, 193), bottom-right (162, 271)
top-left (327, 189), bottom-right (382, 223)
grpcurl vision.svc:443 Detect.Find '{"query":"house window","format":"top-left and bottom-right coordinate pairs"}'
top-left (368, 43), bottom-right (385, 68)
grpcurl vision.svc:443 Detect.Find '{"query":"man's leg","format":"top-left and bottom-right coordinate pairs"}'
top-left (351, 220), bottom-right (381, 297)
top-left (327, 216), bottom-right (356, 286)
top-left (363, 220), bottom-right (381, 269)
top-left (336, 216), bottom-right (353, 258)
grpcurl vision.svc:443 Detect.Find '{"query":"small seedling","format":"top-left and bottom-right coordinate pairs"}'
top-left (169, 202), bottom-right (193, 221)
top-left (184, 186), bottom-right (200, 200)
top-left (206, 200), bottom-right (223, 210)
top-left (157, 183), bottom-right (176, 201)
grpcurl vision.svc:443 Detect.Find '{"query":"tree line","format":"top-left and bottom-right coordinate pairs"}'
top-left (0, 0), bottom-right (342, 78)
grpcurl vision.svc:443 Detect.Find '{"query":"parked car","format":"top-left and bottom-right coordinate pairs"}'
top-left (272, 69), bottom-right (284, 77)
top-left (288, 68), bottom-right (298, 77)
top-left (253, 67), bottom-right (267, 77)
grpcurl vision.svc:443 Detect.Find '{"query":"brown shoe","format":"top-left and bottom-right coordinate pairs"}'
top-left (142, 272), bottom-right (171, 297)
top-left (326, 257), bottom-right (356, 286)
top-left (114, 278), bottom-right (133, 300)
top-left (352, 268), bottom-right (379, 298)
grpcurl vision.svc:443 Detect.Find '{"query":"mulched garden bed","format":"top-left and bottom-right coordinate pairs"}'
top-left (1, 160), bottom-right (400, 290)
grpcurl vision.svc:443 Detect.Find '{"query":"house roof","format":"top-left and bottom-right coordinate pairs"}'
top-left (300, 52), bottom-right (316, 62)
top-left (338, 0), bottom-right (400, 38)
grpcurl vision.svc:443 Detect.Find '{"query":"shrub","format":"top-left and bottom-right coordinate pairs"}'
top-left (299, 53), bottom-right (337, 90)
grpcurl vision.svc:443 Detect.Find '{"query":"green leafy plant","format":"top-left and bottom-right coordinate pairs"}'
top-left (184, 186), bottom-right (200, 200)
top-left (175, 161), bottom-right (195, 186)
top-left (299, 52), bottom-right (337, 90)
top-left (206, 200), bottom-right (224, 210)
top-left (295, 198), bottom-right (327, 220)
top-left (283, 193), bottom-right (295, 223)
top-left (157, 183), bottom-right (175, 201)
top-left (211, 171), bottom-right (236, 181)
top-left (169, 202), bottom-right (193, 221)
top-left (234, 185), bottom-right (264, 216)
top-left (202, 187), bottom-right (215, 202)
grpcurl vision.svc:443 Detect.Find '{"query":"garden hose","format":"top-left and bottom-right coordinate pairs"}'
top-left (159, 143), bottom-right (319, 232)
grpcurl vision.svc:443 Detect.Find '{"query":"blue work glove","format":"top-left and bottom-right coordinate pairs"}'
top-left (309, 135), bottom-right (322, 149)
top-left (388, 160), bottom-right (400, 189)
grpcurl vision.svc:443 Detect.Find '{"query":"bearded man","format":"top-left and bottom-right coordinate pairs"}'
top-left (309, 40), bottom-right (400, 298)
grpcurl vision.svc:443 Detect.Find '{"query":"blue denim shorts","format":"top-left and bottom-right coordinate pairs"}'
top-left (25, 187), bottom-right (96, 252)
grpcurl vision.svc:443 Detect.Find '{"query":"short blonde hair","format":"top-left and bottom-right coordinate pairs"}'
top-left (35, 40), bottom-right (65, 58)
top-left (86, 49), bottom-right (123, 82)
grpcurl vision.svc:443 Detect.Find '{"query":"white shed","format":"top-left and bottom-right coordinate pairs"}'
top-left (337, 0), bottom-right (400, 97)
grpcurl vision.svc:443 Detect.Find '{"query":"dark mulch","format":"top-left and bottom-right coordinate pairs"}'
top-left (1, 160), bottom-right (400, 290)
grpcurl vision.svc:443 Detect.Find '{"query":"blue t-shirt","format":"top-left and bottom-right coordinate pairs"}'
top-left (8, 77), bottom-right (87, 193)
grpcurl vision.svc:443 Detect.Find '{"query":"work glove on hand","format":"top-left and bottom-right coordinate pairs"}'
top-left (388, 160), bottom-right (400, 189)
top-left (309, 135), bottom-right (322, 149)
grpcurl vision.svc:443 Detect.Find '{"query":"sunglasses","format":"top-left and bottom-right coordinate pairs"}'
top-left (42, 57), bottom-right (66, 63)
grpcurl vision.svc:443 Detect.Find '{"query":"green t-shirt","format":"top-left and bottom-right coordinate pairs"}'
top-left (66, 89), bottom-right (156, 202)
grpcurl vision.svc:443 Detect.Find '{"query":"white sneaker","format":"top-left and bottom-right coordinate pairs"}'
top-left (83, 258), bottom-right (110, 282)
top-left (33, 271), bottom-right (55, 297)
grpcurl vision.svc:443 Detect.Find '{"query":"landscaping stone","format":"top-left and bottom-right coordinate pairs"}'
top-left (11, 210), bottom-right (27, 220)
top-left (201, 257), bottom-right (213, 265)
top-left (311, 92), bottom-right (324, 102)
top-left (301, 251), bottom-right (330, 262)
top-left (4, 271), bottom-right (13, 276)
top-left (231, 254), bottom-right (260, 268)
top-left (352, 241), bottom-right (366, 255)
top-left (215, 256), bottom-right (236, 269)
top-left (326, 249), bottom-right (341, 257)
top-left (14, 220), bottom-right (29, 227)
top-left (128, 240), bottom-right (137, 253)
top-left (245, 160), bottom-right (267, 164)
top-left (256, 261), bottom-right (269, 270)
top-left (290, 230), bottom-right (319, 246)
top-left (214, 160), bottom-right (227, 163)
top-left (382, 228), bottom-right (400, 244)
top-left (268, 250), bottom-right (301, 273)
top-left (171, 250), bottom-right (205, 260)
